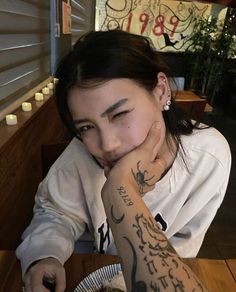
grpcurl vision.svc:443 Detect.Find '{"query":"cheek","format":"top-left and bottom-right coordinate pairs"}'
top-left (123, 123), bottom-right (153, 147)
top-left (124, 112), bottom-right (166, 148)
top-left (126, 125), bottom-right (147, 146)
top-left (81, 135), bottom-right (99, 156)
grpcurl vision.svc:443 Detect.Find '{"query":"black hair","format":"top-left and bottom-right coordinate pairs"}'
top-left (55, 29), bottom-right (202, 161)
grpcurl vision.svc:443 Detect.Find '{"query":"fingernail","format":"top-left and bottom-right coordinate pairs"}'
top-left (153, 121), bottom-right (161, 129)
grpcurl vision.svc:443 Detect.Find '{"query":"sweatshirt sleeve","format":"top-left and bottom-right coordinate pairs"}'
top-left (16, 160), bottom-right (89, 277)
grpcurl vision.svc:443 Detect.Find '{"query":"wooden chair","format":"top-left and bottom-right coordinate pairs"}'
top-left (41, 141), bottom-right (70, 178)
top-left (174, 90), bottom-right (208, 120)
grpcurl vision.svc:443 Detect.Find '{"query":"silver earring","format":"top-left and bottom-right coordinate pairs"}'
top-left (164, 100), bottom-right (171, 111)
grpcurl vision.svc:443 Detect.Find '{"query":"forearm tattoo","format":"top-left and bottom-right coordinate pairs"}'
top-left (110, 185), bottom-right (205, 292)
top-left (124, 236), bottom-right (147, 292)
top-left (117, 186), bottom-right (134, 206)
top-left (111, 205), bottom-right (125, 224)
top-left (131, 160), bottom-right (155, 195)
top-left (133, 214), bottom-right (204, 291)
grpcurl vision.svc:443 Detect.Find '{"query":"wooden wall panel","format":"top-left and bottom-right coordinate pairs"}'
top-left (0, 97), bottom-right (65, 249)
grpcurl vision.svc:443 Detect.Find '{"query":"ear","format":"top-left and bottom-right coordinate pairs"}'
top-left (152, 72), bottom-right (171, 111)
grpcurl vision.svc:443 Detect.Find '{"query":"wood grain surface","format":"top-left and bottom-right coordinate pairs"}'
top-left (0, 96), bottom-right (65, 249)
top-left (1, 251), bottom-right (236, 292)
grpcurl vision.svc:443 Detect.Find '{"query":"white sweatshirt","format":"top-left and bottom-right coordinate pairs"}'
top-left (16, 126), bottom-right (231, 276)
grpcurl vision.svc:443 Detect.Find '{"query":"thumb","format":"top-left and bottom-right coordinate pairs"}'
top-left (141, 122), bottom-right (162, 159)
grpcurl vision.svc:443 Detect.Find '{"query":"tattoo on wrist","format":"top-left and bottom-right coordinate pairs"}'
top-left (131, 160), bottom-right (155, 195)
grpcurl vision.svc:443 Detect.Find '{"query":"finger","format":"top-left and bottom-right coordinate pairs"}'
top-left (33, 287), bottom-right (50, 292)
top-left (155, 157), bottom-right (167, 176)
top-left (140, 122), bottom-right (163, 160)
top-left (30, 270), bottom-right (49, 292)
top-left (43, 276), bottom-right (56, 291)
top-left (24, 276), bottom-right (31, 292)
top-left (55, 268), bottom-right (66, 292)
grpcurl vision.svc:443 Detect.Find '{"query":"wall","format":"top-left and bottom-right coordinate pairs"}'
top-left (0, 96), bottom-right (65, 249)
top-left (51, 0), bottom-right (72, 74)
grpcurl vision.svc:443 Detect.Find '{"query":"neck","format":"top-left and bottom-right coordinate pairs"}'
top-left (159, 135), bottom-right (178, 177)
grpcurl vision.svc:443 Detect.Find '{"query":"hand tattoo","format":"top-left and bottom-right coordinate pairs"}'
top-left (131, 161), bottom-right (155, 195)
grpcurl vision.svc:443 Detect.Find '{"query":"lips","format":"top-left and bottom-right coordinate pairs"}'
top-left (100, 157), bottom-right (121, 168)
top-left (97, 149), bottom-right (133, 169)
top-left (102, 160), bottom-right (118, 168)
top-left (102, 159), bottom-right (121, 177)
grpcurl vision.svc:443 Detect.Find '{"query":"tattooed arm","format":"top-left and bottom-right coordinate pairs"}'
top-left (101, 122), bottom-right (207, 292)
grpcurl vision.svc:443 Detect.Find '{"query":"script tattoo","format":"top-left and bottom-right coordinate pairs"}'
top-left (132, 213), bottom-right (205, 291)
top-left (124, 236), bottom-right (147, 292)
top-left (133, 214), bottom-right (175, 257)
top-left (117, 186), bottom-right (134, 206)
top-left (131, 160), bottom-right (155, 195)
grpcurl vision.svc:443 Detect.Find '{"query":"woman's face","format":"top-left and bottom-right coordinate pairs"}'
top-left (68, 78), bottom-right (168, 168)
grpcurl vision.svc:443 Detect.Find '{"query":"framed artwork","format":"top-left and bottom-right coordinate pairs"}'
top-left (95, 0), bottom-right (220, 52)
top-left (62, 1), bottom-right (72, 34)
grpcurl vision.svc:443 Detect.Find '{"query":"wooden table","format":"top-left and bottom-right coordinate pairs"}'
top-left (175, 90), bottom-right (205, 101)
top-left (0, 251), bottom-right (236, 292)
top-left (174, 90), bottom-right (211, 120)
top-left (226, 259), bottom-right (236, 282)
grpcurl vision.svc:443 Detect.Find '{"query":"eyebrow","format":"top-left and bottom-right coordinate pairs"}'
top-left (72, 98), bottom-right (129, 125)
top-left (73, 118), bottom-right (90, 125)
top-left (100, 98), bottom-right (128, 117)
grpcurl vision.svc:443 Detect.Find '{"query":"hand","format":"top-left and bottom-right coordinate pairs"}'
top-left (103, 122), bottom-right (167, 196)
top-left (24, 257), bottom-right (66, 292)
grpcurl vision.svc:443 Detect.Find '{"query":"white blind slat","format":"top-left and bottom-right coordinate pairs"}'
top-left (0, 57), bottom-right (50, 100)
top-left (71, 0), bottom-right (95, 45)
top-left (0, 0), bottom-right (50, 109)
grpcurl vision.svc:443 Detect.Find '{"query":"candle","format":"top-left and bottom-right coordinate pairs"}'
top-left (22, 102), bottom-right (32, 112)
top-left (47, 82), bottom-right (54, 90)
top-left (6, 114), bottom-right (17, 125)
top-left (53, 78), bottom-right (59, 84)
top-left (35, 92), bottom-right (44, 101)
top-left (42, 87), bottom-right (50, 95)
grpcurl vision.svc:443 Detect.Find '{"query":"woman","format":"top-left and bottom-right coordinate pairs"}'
top-left (16, 30), bottom-right (231, 291)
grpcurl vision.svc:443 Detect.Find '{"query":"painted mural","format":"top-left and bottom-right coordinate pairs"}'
top-left (96, 0), bottom-right (212, 52)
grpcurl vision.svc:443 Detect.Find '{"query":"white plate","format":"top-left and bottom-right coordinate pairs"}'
top-left (74, 263), bottom-right (122, 292)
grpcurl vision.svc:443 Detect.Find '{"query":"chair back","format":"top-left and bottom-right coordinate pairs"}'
top-left (41, 141), bottom-right (70, 178)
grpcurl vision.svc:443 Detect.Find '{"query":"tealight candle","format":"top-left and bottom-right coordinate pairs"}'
top-left (47, 82), bottom-right (54, 90)
top-left (42, 87), bottom-right (50, 95)
top-left (53, 78), bottom-right (59, 84)
top-left (35, 92), bottom-right (44, 101)
top-left (6, 114), bottom-right (17, 125)
top-left (22, 102), bottom-right (32, 112)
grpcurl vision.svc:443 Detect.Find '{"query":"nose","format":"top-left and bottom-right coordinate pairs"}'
top-left (99, 128), bottom-right (122, 154)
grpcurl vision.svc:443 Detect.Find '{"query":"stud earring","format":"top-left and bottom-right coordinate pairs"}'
top-left (164, 100), bottom-right (171, 111)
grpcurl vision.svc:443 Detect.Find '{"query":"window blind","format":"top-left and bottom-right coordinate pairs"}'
top-left (0, 0), bottom-right (51, 110)
top-left (71, 0), bottom-right (95, 45)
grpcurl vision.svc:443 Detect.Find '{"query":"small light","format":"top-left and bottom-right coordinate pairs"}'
top-left (22, 102), bottom-right (32, 112)
top-left (47, 82), bottom-right (54, 90)
top-left (53, 78), bottom-right (59, 84)
top-left (42, 87), bottom-right (50, 95)
top-left (6, 114), bottom-right (18, 125)
top-left (35, 92), bottom-right (44, 101)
